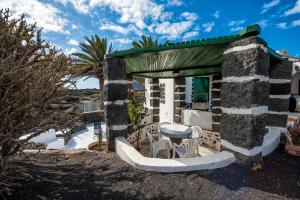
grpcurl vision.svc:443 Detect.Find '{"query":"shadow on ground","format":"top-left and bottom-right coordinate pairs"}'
top-left (6, 144), bottom-right (300, 200)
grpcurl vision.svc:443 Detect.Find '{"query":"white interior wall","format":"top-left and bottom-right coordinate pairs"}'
top-left (159, 79), bottom-right (174, 123)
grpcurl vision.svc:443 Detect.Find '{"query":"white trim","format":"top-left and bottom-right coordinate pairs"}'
top-left (269, 94), bottom-right (290, 99)
top-left (115, 137), bottom-right (235, 172)
top-left (211, 89), bottom-right (221, 91)
top-left (221, 106), bottom-right (268, 115)
top-left (212, 80), bottom-right (222, 83)
top-left (221, 127), bottom-right (282, 157)
top-left (212, 106), bottom-right (221, 109)
top-left (149, 83), bottom-right (159, 86)
top-left (150, 90), bottom-right (160, 92)
top-left (222, 140), bottom-right (262, 156)
top-left (175, 85), bottom-right (186, 87)
top-left (212, 113), bottom-right (221, 116)
top-left (175, 114), bottom-right (181, 117)
top-left (222, 75), bottom-right (269, 82)
top-left (104, 99), bottom-right (130, 105)
top-left (224, 43), bottom-right (267, 55)
top-left (212, 98), bottom-right (221, 101)
top-left (104, 80), bottom-right (131, 85)
top-left (267, 111), bottom-right (289, 115)
top-left (269, 79), bottom-right (291, 84)
top-left (149, 106), bottom-right (160, 109)
top-left (175, 99), bottom-right (185, 102)
top-left (175, 92), bottom-right (185, 94)
top-left (112, 125), bottom-right (128, 131)
top-left (149, 97), bottom-right (160, 100)
top-left (212, 122), bottom-right (220, 125)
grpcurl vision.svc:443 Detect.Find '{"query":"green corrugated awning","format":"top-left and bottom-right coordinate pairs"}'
top-left (108, 24), bottom-right (286, 78)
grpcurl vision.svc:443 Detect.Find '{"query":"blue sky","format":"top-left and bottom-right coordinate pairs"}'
top-left (1, 0), bottom-right (300, 88)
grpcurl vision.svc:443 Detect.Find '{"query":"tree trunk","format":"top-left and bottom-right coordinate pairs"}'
top-left (99, 77), bottom-right (105, 121)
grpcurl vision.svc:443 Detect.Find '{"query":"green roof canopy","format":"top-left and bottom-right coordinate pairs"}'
top-left (108, 24), bottom-right (285, 78)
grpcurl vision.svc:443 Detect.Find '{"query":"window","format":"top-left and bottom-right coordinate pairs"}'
top-left (192, 77), bottom-right (210, 110)
top-left (159, 83), bottom-right (165, 104)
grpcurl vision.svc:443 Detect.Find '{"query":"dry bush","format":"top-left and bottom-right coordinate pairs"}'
top-left (0, 9), bottom-right (81, 196)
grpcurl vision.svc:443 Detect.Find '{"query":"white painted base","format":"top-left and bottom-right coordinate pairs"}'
top-left (221, 127), bottom-right (282, 157)
top-left (115, 137), bottom-right (235, 173)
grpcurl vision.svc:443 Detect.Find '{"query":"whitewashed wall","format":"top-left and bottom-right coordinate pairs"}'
top-left (159, 79), bottom-right (174, 123)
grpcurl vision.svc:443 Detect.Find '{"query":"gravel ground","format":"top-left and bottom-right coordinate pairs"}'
top-left (6, 145), bottom-right (300, 200)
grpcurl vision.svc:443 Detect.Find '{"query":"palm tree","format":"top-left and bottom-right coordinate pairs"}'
top-left (72, 34), bottom-right (112, 114)
top-left (131, 35), bottom-right (159, 48)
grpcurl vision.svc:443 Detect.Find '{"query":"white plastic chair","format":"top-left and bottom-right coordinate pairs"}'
top-left (172, 138), bottom-right (202, 158)
top-left (147, 131), bottom-right (171, 158)
top-left (191, 126), bottom-right (203, 138)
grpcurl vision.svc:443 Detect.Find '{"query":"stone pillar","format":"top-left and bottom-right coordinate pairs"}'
top-left (149, 78), bottom-right (160, 123)
top-left (174, 78), bottom-right (186, 123)
top-left (104, 57), bottom-right (129, 151)
top-left (266, 60), bottom-right (292, 128)
top-left (220, 36), bottom-right (270, 165)
top-left (211, 74), bottom-right (222, 134)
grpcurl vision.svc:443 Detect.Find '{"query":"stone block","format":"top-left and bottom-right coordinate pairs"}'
top-left (269, 60), bottom-right (293, 79)
top-left (221, 81), bottom-right (270, 108)
top-left (174, 93), bottom-right (185, 100)
top-left (212, 99), bottom-right (221, 107)
top-left (212, 90), bottom-right (221, 99)
top-left (104, 57), bottom-right (127, 80)
top-left (268, 98), bottom-right (290, 112)
top-left (265, 113), bottom-right (287, 128)
top-left (105, 104), bottom-right (128, 125)
top-left (269, 83), bottom-right (291, 95)
top-left (220, 113), bottom-right (267, 149)
top-left (104, 84), bottom-right (128, 101)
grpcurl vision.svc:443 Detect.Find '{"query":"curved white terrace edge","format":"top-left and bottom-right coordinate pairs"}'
top-left (115, 137), bottom-right (235, 173)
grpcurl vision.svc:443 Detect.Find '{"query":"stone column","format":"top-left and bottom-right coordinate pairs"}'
top-left (149, 78), bottom-right (160, 123)
top-left (174, 78), bottom-right (186, 123)
top-left (104, 57), bottom-right (129, 151)
top-left (220, 36), bottom-right (270, 165)
top-left (211, 74), bottom-right (222, 134)
top-left (266, 60), bottom-right (292, 128)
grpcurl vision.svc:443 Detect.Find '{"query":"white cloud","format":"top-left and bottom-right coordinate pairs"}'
top-left (0, 0), bottom-right (69, 34)
top-left (99, 23), bottom-right (143, 36)
top-left (71, 24), bottom-right (79, 29)
top-left (160, 12), bottom-right (173, 21)
top-left (230, 27), bottom-right (243, 32)
top-left (99, 23), bottom-right (129, 34)
top-left (181, 12), bottom-right (198, 21)
top-left (261, 0), bottom-right (280, 14)
top-left (56, 0), bottom-right (90, 14)
top-left (112, 38), bottom-right (132, 44)
top-left (68, 39), bottom-right (79, 46)
top-left (65, 47), bottom-right (77, 55)
top-left (167, 0), bottom-right (183, 6)
top-left (182, 31), bottom-right (199, 39)
top-left (228, 20), bottom-right (246, 27)
top-left (89, 0), bottom-right (164, 29)
top-left (285, 0), bottom-right (300, 16)
top-left (154, 21), bottom-right (193, 39)
top-left (277, 22), bottom-right (288, 29)
top-left (213, 11), bottom-right (220, 19)
top-left (202, 22), bottom-right (215, 32)
top-left (256, 19), bottom-right (268, 29)
top-left (292, 19), bottom-right (300, 27)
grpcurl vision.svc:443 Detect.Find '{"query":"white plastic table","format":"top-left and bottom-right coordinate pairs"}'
top-left (159, 123), bottom-right (192, 144)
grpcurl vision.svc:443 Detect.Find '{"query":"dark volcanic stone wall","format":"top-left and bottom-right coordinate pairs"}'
top-left (148, 78), bottom-right (160, 123)
top-left (220, 36), bottom-right (270, 164)
top-left (174, 78), bottom-right (186, 123)
top-left (267, 60), bottom-right (292, 128)
top-left (104, 57), bottom-right (129, 151)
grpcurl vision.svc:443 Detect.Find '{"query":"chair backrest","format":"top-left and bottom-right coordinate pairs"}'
top-left (191, 126), bottom-right (203, 138)
top-left (147, 131), bottom-right (156, 144)
top-left (178, 138), bottom-right (202, 157)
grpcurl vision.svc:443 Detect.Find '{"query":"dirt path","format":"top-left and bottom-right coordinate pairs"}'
top-left (7, 145), bottom-right (300, 200)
